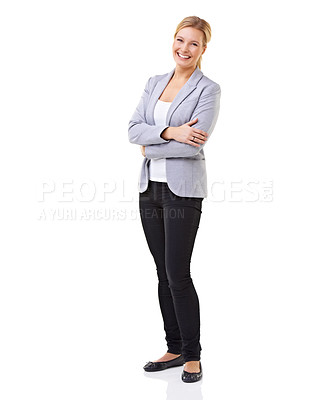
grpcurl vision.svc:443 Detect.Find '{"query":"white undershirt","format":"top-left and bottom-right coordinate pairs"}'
top-left (149, 100), bottom-right (172, 182)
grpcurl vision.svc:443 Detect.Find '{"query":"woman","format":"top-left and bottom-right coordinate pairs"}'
top-left (128, 16), bottom-right (221, 383)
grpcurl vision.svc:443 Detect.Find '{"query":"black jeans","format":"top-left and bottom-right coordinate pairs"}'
top-left (139, 180), bottom-right (203, 362)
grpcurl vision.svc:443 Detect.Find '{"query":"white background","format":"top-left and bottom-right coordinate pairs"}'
top-left (1, 1), bottom-right (310, 399)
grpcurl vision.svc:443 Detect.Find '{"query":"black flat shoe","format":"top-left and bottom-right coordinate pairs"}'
top-left (181, 361), bottom-right (203, 383)
top-left (143, 354), bottom-right (184, 372)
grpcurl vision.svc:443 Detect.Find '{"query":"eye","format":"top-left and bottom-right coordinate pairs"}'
top-left (192, 43), bottom-right (198, 46)
top-left (177, 38), bottom-right (182, 42)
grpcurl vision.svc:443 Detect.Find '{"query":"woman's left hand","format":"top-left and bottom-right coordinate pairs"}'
top-left (141, 146), bottom-right (146, 157)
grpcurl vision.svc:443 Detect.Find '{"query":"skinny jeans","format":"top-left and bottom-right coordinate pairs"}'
top-left (139, 180), bottom-right (203, 362)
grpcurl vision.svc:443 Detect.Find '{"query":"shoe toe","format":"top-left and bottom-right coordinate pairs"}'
top-left (143, 361), bottom-right (156, 370)
top-left (143, 361), bottom-right (165, 371)
top-left (143, 355), bottom-right (184, 372)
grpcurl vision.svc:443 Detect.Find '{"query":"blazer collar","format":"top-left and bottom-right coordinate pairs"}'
top-left (147, 65), bottom-right (203, 125)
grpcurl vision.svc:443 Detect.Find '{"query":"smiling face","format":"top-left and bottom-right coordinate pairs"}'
top-left (172, 26), bottom-right (206, 70)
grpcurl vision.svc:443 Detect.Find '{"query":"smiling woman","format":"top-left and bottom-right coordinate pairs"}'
top-left (173, 16), bottom-right (211, 70)
top-left (128, 15), bottom-right (221, 384)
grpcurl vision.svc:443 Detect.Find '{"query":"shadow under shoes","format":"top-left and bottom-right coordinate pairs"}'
top-left (143, 354), bottom-right (185, 372)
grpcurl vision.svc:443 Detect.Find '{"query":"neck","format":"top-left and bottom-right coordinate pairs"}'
top-left (172, 65), bottom-right (197, 82)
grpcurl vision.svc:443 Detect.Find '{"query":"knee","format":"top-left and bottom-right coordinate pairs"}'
top-left (167, 275), bottom-right (193, 292)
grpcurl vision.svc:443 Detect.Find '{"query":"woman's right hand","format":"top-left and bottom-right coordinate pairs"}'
top-left (161, 117), bottom-right (209, 147)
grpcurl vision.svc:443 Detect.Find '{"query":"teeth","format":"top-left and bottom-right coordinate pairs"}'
top-left (178, 52), bottom-right (190, 59)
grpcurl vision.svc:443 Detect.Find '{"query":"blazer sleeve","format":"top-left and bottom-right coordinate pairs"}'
top-left (128, 77), bottom-right (172, 145)
top-left (144, 83), bottom-right (221, 158)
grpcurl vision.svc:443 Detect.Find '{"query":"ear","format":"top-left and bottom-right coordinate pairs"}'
top-left (201, 45), bottom-right (207, 55)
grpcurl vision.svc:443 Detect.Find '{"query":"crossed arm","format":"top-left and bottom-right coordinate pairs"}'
top-left (128, 77), bottom-right (221, 158)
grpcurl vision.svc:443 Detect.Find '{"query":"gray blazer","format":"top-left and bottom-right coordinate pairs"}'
top-left (128, 65), bottom-right (221, 198)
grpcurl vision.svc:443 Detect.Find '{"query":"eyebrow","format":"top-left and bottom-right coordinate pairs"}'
top-left (176, 35), bottom-right (200, 44)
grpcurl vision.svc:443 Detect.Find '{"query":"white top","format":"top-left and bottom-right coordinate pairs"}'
top-left (149, 100), bottom-right (172, 182)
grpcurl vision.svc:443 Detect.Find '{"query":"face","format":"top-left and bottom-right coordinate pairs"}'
top-left (172, 27), bottom-right (206, 69)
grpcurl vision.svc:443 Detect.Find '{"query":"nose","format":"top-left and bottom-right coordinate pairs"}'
top-left (181, 43), bottom-right (190, 53)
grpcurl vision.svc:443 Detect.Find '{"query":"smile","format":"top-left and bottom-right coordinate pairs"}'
top-left (177, 52), bottom-right (191, 59)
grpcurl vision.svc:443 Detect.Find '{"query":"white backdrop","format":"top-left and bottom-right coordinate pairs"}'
top-left (1, 1), bottom-right (310, 399)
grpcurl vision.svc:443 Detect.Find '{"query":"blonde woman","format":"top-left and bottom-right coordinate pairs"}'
top-left (128, 16), bottom-right (221, 383)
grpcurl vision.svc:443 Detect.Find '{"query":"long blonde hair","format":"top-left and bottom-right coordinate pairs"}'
top-left (174, 16), bottom-right (212, 70)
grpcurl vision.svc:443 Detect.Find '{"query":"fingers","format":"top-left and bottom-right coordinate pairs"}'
top-left (185, 119), bottom-right (208, 140)
top-left (193, 137), bottom-right (206, 144)
top-left (192, 131), bottom-right (209, 144)
top-left (186, 117), bottom-right (198, 126)
top-left (188, 140), bottom-right (200, 147)
top-left (188, 130), bottom-right (209, 146)
top-left (192, 128), bottom-right (208, 136)
top-left (182, 118), bottom-right (209, 147)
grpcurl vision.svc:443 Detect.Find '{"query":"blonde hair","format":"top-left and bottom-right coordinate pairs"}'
top-left (174, 16), bottom-right (212, 70)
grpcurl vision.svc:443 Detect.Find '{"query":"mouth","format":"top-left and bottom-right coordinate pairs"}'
top-left (177, 52), bottom-right (191, 60)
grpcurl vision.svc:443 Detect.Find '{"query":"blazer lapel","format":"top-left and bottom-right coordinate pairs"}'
top-left (146, 68), bottom-right (175, 125)
top-left (146, 66), bottom-right (203, 125)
